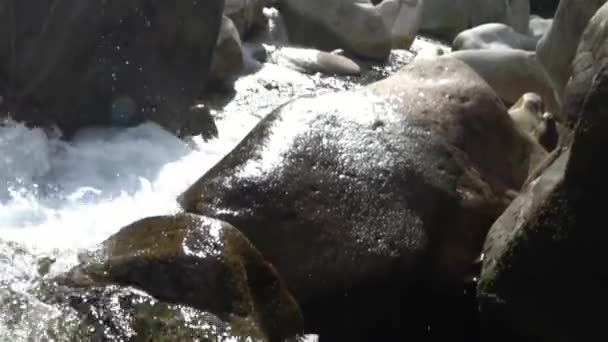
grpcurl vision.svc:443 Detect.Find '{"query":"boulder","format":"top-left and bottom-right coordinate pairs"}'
top-left (0, 0), bottom-right (224, 138)
top-left (60, 214), bottom-right (304, 341)
top-left (376, 0), bottom-right (424, 49)
top-left (536, 0), bottom-right (606, 102)
top-left (208, 16), bottom-right (245, 88)
top-left (48, 285), bottom-right (268, 341)
top-left (478, 8), bottom-right (608, 338)
top-left (478, 70), bottom-right (608, 341)
top-left (562, 3), bottom-right (608, 126)
top-left (446, 49), bottom-right (560, 118)
top-left (453, 23), bottom-right (539, 51)
top-left (527, 14), bottom-right (553, 40)
top-left (508, 92), bottom-right (560, 152)
top-left (225, 0), bottom-right (268, 39)
top-left (179, 57), bottom-right (546, 338)
top-left (274, 47), bottom-right (361, 76)
top-left (279, 0), bottom-right (392, 61)
top-left (420, 0), bottom-right (531, 41)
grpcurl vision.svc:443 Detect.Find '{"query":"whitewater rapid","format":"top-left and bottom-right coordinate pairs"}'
top-left (0, 63), bottom-right (334, 268)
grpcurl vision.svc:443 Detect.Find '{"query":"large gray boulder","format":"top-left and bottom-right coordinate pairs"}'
top-left (562, 2), bottom-right (608, 126)
top-left (536, 0), bottom-right (606, 104)
top-left (420, 0), bottom-right (531, 41)
top-left (179, 57), bottom-right (546, 338)
top-left (279, 0), bottom-right (391, 60)
top-left (0, 0), bottom-right (224, 138)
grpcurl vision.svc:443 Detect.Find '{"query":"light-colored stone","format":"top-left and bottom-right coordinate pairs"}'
top-left (446, 49), bottom-right (560, 119)
top-left (453, 23), bottom-right (539, 51)
top-left (275, 47), bottom-right (361, 76)
top-left (527, 14), bottom-right (553, 40)
top-left (280, 0), bottom-right (392, 60)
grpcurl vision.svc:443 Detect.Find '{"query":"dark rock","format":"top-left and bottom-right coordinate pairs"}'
top-left (0, 0), bottom-right (224, 138)
top-left (225, 0), bottom-right (268, 39)
top-left (562, 3), bottom-right (608, 126)
top-left (275, 47), bottom-right (361, 76)
top-left (478, 7), bottom-right (608, 337)
top-left (208, 16), bottom-right (244, 89)
top-left (530, 0), bottom-right (560, 17)
top-left (60, 213), bottom-right (303, 341)
top-left (179, 57), bottom-right (546, 338)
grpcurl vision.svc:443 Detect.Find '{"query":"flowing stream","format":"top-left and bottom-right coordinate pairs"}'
top-left (0, 37), bottom-right (446, 340)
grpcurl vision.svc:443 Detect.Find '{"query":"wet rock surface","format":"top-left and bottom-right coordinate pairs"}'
top-left (60, 214), bottom-right (304, 341)
top-left (209, 16), bottom-right (245, 89)
top-left (179, 57), bottom-right (544, 339)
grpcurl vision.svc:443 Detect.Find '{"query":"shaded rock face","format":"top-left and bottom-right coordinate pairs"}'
top-left (0, 0), bottom-right (224, 138)
top-left (562, 3), bottom-right (608, 126)
top-left (279, 0), bottom-right (391, 61)
top-left (536, 0), bottom-right (606, 102)
top-left (478, 9), bottom-right (608, 338)
top-left (421, 0), bottom-right (531, 41)
top-left (225, 0), bottom-right (268, 39)
top-left (208, 16), bottom-right (244, 89)
top-left (179, 57), bottom-right (545, 337)
top-left (530, 0), bottom-right (560, 17)
top-left (61, 214), bottom-right (303, 342)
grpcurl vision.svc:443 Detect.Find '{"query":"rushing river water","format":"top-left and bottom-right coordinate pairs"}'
top-left (0, 37), bottom-right (447, 340)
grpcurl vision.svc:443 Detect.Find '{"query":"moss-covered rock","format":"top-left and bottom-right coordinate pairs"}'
top-left (225, 0), bottom-right (268, 39)
top-left (67, 286), bottom-right (267, 341)
top-left (60, 214), bottom-right (303, 341)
